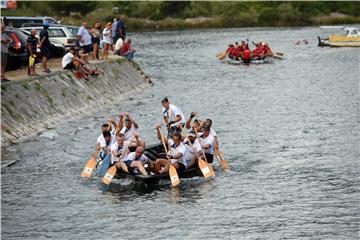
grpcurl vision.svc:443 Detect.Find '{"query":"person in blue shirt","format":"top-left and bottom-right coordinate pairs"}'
top-left (39, 22), bottom-right (51, 73)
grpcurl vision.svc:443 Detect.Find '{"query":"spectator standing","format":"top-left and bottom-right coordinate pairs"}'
top-left (111, 18), bottom-right (118, 50)
top-left (102, 22), bottom-right (112, 60)
top-left (116, 16), bottom-right (126, 41)
top-left (1, 22), bottom-right (11, 81)
top-left (77, 21), bottom-right (92, 63)
top-left (39, 22), bottom-right (51, 73)
top-left (26, 29), bottom-right (38, 76)
top-left (90, 21), bottom-right (101, 60)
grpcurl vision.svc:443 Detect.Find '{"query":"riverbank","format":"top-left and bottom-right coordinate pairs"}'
top-left (1, 57), bottom-right (153, 146)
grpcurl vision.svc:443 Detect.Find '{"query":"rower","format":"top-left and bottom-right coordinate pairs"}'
top-left (161, 97), bottom-right (185, 138)
top-left (183, 130), bottom-right (201, 169)
top-left (110, 133), bottom-right (130, 172)
top-left (155, 124), bottom-right (187, 175)
top-left (119, 112), bottom-right (145, 150)
top-left (197, 125), bottom-right (215, 164)
top-left (123, 146), bottom-right (155, 176)
top-left (203, 119), bottom-right (219, 151)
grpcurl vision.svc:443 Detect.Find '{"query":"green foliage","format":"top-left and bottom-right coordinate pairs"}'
top-left (3, 1), bottom-right (360, 29)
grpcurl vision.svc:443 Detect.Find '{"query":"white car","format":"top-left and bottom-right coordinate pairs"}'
top-left (20, 25), bottom-right (77, 48)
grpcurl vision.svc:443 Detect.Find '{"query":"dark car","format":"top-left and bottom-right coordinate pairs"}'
top-left (4, 27), bottom-right (27, 70)
top-left (3, 28), bottom-right (66, 70)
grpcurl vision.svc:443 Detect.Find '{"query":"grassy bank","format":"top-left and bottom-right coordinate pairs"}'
top-left (3, 1), bottom-right (360, 31)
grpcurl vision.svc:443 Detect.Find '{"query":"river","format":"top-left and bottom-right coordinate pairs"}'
top-left (1, 27), bottom-right (359, 239)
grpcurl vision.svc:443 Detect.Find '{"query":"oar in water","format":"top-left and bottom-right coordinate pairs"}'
top-left (218, 52), bottom-right (227, 60)
top-left (216, 51), bottom-right (226, 58)
top-left (81, 149), bottom-right (100, 178)
top-left (160, 132), bottom-right (180, 187)
top-left (193, 128), bottom-right (215, 178)
top-left (215, 149), bottom-right (229, 170)
top-left (275, 52), bottom-right (284, 56)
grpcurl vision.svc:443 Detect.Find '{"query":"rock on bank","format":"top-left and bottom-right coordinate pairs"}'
top-left (1, 58), bottom-right (153, 145)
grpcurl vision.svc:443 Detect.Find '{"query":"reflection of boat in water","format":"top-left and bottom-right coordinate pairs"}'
top-left (226, 58), bottom-right (272, 65)
top-left (318, 27), bottom-right (360, 47)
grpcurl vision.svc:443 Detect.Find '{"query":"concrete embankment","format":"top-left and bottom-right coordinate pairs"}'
top-left (1, 58), bottom-right (153, 145)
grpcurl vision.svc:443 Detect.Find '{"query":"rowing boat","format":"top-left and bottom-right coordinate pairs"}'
top-left (112, 143), bottom-right (204, 185)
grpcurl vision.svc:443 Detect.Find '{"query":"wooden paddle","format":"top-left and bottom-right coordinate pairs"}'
top-left (216, 51), bottom-right (226, 58)
top-left (81, 149), bottom-right (100, 178)
top-left (217, 52), bottom-right (227, 60)
top-left (275, 52), bottom-right (284, 56)
top-left (193, 128), bottom-right (215, 177)
top-left (159, 131), bottom-right (180, 187)
top-left (215, 149), bottom-right (229, 170)
top-left (101, 136), bottom-right (134, 185)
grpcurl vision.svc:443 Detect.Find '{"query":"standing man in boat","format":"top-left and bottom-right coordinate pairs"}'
top-left (155, 125), bottom-right (187, 175)
top-left (119, 112), bottom-right (145, 150)
top-left (161, 97), bottom-right (185, 138)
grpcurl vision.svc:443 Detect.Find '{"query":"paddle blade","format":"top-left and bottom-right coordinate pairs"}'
top-left (216, 51), bottom-right (226, 58)
top-left (199, 158), bottom-right (215, 178)
top-left (218, 52), bottom-right (227, 60)
top-left (81, 156), bottom-right (96, 178)
top-left (102, 165), bottom-right (117, 185)
top-left (169, 164), bottom-right (180, 187)
top-left (218, 151), bottom-right (229, 170)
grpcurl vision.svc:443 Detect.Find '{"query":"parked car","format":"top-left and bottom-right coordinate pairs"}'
top-left (20, 29), bottom-right (66, 59)
top-left (20, 25), bottom-right (77, 48)
top-left (2, 16), bottom-right (60, 28)
top-left (4, 27), bottom-right (27, 70)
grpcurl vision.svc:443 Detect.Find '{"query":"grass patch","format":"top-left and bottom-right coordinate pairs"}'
top-left (61, 88), bottom-right (66, 97)
top-left (117, 58), bottom-right (126, 65)
top-left (21, 83), bottom-right (30, 90)
top-left (35, 82), bottom-right (42, 92)
top-left (1, 85), bottom-right (6, 92)
top-left (2, 102), bottom-right (24, 122)
top-left (34, 81), bottom-right (56, 108)
top-left (86, 95), bottom-right (94, 101)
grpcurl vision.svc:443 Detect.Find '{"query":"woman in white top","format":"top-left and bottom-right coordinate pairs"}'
top-left (102, 22), bottom-right (112, 60)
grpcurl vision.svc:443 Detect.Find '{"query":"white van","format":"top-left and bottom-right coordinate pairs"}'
top-left (20, 25), bottom-right (77, 48)
top-left (2, 16), bottom-right (59, 28)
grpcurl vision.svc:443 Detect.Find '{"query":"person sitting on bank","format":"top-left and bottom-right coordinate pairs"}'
top-left (155, 125), bottom-right (187, 175)
top-left (119, 39), bottom-right (135, 60)
top-left (161, 97), bottom-right (185, 138)
top-left (119, 112), bottom-right (145, 150)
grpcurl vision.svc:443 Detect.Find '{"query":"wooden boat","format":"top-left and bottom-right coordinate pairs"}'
top-left (113, 143), bottom-right (205, 185)
top-left (318, 27), bottom-right (360, 47)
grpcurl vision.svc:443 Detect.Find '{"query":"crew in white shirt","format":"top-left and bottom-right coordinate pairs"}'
top-left (119, 113), bottom-right (145, 149)
top-left (155, 125), bottom-right (187, 175)
top-left (122, 146), bottom-right (155, 176)
top-left (197, 125), bottom-right (215, 163)
top-left (161, 97), bottom-right (185, 138)
top-left (183, 131), bottom-right (202, 168)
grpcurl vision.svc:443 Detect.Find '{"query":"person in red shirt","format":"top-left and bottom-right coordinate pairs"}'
top-left (242, 48), bottom-right (251, 64)
top-left (226, 44), bottom-right (235, 59)
top-left (120, 39), bottom-right (136, 60)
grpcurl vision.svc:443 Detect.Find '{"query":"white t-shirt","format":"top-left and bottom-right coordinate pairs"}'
top-left (183, 138), bottom-right (201, 166)
top-left (110, 141), bottom-right (129, 164)
top-left (125, 152), bottom-right (149, 164)
top-left (210, 128), bottom-right (217, 137)
top-left (96, 129), bottom-right (115, 147)
top-left (114, 38), bottom-right (123, 51)
top-left (162, 104), bottom-right (186, 127)
top-left (62, 52), bottom-right (74, 68)
top-left (120, 125), bottom-right (139, 142)
top-left (102, 28), bottom-right (111, 44)
top-left (168, 139), bottom-right (186, 166)
top-left (198, 133), bottom-right (215, 155)
top-left (77, 26), bottom-right (92, 46)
